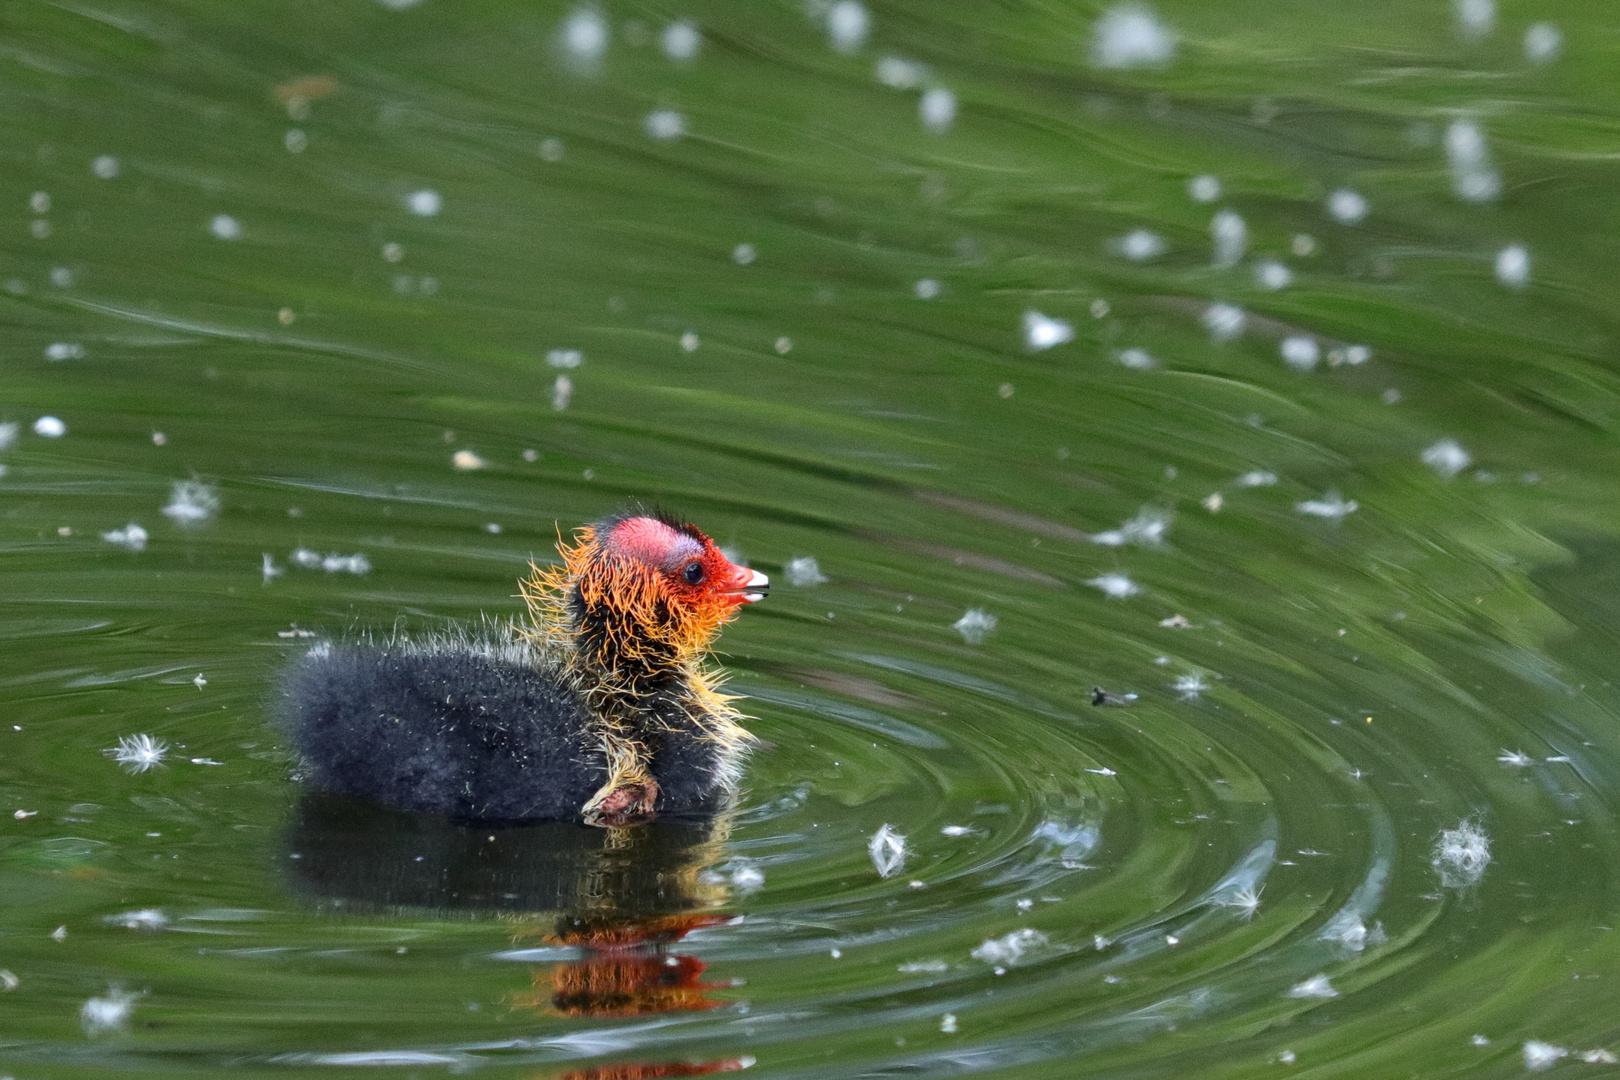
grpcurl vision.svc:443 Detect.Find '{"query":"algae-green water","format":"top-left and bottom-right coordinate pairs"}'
top-left (4, 2), bottom-right (1620, 1076)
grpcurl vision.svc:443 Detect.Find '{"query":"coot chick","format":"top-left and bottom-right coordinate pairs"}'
top-left (279, 512), bottom-right (769, 825)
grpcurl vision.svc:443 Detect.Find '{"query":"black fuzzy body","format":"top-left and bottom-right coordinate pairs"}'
top-left (278, 644), bottom-right (731, 821)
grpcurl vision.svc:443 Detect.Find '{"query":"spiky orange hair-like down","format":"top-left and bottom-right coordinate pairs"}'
top-left (518, 517), bottom-right (761, 821)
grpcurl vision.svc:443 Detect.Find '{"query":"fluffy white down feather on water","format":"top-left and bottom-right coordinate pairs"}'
top-left (1454, 0), bottom-right (1494, 37)
top-left (1091, 4), bottom-right (1175, 68)
top-left (1327, 188), bottom-right (1368, 224)
top-left (1522, 1041), bottom-right (1568, 1072)
top-left (1296, 491), bottom-right (1358, 520)
top-left (1254, 259), bottom-right (1291, 290)
top-left (785, 556), bottom-right (828, 586)
top-left (1422, 439), bottom-right (1471, 478)
top-left (1023, 310), bottom-right (1073, 350)
top-left (1288, 974), bottom-right (1339, 999)
top-left (107, 734), bottom-right (168, 773)
top-left (1087, 573), bottom-right (1140, 598)
top-left (1446, 119), bottom-right (1500, 203)
top-left (1495, 245), bottom-right (1530, 288)
top-left (825, 1), bottom-right (869, 53)
top-left (1524, 22), bottom-right (1562, 63)
top-left (106, 908), bottom-right (168, 931)
top-left (1280, 336), bottom-right (1319, 371)
top-left (1202, 303), bottom-right (1245, 342)
top-left (1219, 884), bottom-right (1263, 918)
top-left (898, 959), bottom-right (948, 973)
top-left (1111, 229), bottom-right (1166, 261)
top-left (560, 6), bottom-right (608, 60)
top-left (644, 110), bottom-right (685, 141)
top-left (876, 56), bottom-right (926, 89)
top-left (162, 480), bottom-right (219, 526)
top-left (1091, 507), bottom-right (1169, 548)
top-left (662, 20), bottom-right (700, 60)
top-left (971, 928), bottom-right (1049, 966)
top-left (1432, 819), bottom-right (1490, 888)
top-left (1210, 210), bottom-right (1246, 267)
top-left (953, 608), bottom-right (997, 644)
top-left (81, 989), bottom-right (141, 1035)
top-left (103, 523), bottom-right (148, 551)
top-left (1173, 673), bottom-right (1208, 699)
top-left (919, 87), bottom-right (956, 133)
top-left (729, 861), bottom-right (765, 892)
top-left (869, 823), bottom-right (906, 877)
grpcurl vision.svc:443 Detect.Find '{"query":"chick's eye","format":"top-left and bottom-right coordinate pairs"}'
top-left (682, 561), bottom-right (705, 585)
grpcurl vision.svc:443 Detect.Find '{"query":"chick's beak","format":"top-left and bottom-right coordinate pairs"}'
top-left (724, 565), bottom-right (770, 604)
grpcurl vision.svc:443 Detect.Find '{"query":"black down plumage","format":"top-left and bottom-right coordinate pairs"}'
top-left (278, 642), bottom-right (732, 821)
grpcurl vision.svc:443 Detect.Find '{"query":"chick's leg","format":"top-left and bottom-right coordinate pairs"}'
top-left (581, 728), bottom-right (659, 826)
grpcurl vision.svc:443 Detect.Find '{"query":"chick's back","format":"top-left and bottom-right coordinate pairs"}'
top-left (278, 646), bottom-right (606, 820)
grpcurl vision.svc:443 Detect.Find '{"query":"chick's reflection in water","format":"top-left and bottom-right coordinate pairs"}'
top-left (283, 793), bottom-right (752, 1074)
top-left (553, 1059), bottom-right (751, 1079)
top-left (527, 911), bottom-right (735, 1018)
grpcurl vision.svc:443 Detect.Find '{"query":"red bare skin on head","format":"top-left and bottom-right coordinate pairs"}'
top-left (602, 516), bottom-right (704, 570)
top-left (599, 517), bottom-right (755, 608)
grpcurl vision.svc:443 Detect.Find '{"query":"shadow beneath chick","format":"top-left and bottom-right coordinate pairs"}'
top-left (282, 790), bottom-right (728, 917)
top-left (281, 792), bottom-right (752, 1074)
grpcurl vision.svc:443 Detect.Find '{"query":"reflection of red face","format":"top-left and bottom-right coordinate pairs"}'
top-left (510, 914), bottom-right (737, 1020)
top-left (555, 1057), bottom-right (751, 1079)
top-left (547, 913), bottom-right (734, 952)
top-left (547, 952), bottom-right (721, 1018)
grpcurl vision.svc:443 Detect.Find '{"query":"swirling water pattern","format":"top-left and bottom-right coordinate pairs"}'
top-left (2, 2), bottom-right (1620, 1077)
